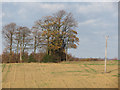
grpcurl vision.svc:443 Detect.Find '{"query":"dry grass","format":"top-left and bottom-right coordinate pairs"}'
top-left (2, 60), bottom-right (119, 88)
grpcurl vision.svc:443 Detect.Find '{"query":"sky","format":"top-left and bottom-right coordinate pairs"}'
top-left (1, 2), bottom-right (118, 59)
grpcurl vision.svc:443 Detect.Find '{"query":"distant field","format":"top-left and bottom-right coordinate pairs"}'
top-left (2, 60), bottom-right (119, 88)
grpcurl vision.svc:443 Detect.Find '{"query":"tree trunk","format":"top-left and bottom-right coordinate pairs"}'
top-left (34, 36), bottom-right (37, 53)
top-left (47, 38), bottom-right (50, 55)
top-left (10, 34), bottom-right (13, 55)
top-left (9, 33), bottom-right (13, 63)
top-left (17, 41), bottom-right (19, 54)
top-left (20, 44), bottom-right (22, 63)
top-left (22, 36), bottom-right (25, 55)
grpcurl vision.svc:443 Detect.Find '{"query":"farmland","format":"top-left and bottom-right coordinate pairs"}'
top-left (2, 60), bottom-right (119, 88)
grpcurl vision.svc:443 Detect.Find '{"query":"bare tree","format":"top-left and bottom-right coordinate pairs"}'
top-left (2, 23), bottom-right (17, 62)
top-left (35, 16), bottom-right (55, 55)
top-left (2, 10), bottom-right (79, 63)
top-left (14, 26), bottom-right (32, 62)
top-left (31, 26), bottom-right (44, 53)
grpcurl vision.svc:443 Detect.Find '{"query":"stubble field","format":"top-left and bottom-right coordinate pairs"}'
top-left (2, 60), bottom-right (119, 88)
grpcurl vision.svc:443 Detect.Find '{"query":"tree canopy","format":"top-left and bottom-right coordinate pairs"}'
top-left (2, 10), bottom-right (79, 62)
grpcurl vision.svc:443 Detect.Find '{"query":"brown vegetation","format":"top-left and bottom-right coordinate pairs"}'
top-left (2, 52), bottom-right (45, 63)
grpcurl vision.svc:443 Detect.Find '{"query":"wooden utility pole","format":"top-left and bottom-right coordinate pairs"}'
top-left (105, 36), bottom-right (109, 73)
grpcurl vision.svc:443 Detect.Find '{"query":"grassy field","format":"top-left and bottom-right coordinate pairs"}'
top-left (2, 60), bottom-right (119, 88)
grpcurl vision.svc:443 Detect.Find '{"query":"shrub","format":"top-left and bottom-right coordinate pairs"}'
top-left (22, 52), bottom-right (29, 62)
top-left (2, 52), bottom-right (20, 63)
top-left (2, 52), bottom-right (10, 63)
top-left (28, 53), bottom-right (36, 63)
top-left (34, 53), bottom-right (45, 62)
top-left (42, 54), bottom-right (60, 63)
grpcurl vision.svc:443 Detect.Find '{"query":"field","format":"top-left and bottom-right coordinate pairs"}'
top-left (1, 60), bottom-right (119, 88)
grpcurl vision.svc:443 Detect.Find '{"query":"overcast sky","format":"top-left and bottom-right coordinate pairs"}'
top-left (1, 2), bottom-right (118, 59)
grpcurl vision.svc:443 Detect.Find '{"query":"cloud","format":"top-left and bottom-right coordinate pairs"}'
top-left (38, 3), bottom-right (65, 11)
top-left (2, 12), bottom-right (5, 17)
top-left (77, 2), bottom-right (117, 14)
top-left (2, 2), bottom-right (118, 58)
top-left (78, 18), bottom-right (116, 31)
top-left (17, 8), bottom-right (28, 19)
top-left (79, 19), bottom-right (97, 26)
top-left (18, 3), bottom-right (65, 13)
top-left (2, 0), bottom-right (120, 2)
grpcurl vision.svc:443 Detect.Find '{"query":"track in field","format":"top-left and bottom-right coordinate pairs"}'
top-left (2, 61), bottom-right (118, 88)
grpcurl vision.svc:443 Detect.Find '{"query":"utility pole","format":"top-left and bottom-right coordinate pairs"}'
top-left (105, 36), bottom-right (109, 73)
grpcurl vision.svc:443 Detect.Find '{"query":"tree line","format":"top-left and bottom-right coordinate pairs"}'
top-left (2, 10), bottom-right (79, 63)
